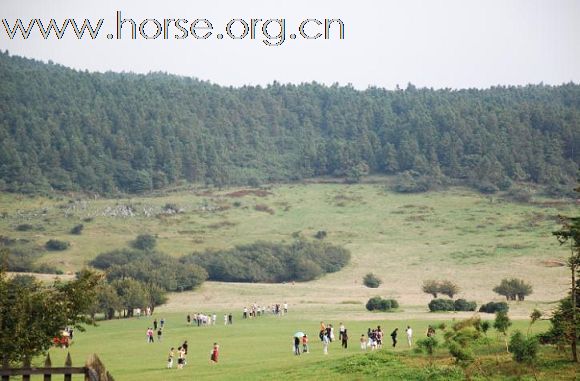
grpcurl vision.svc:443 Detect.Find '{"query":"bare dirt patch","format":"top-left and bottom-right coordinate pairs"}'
top-left (225, 189), bottom-right (273, 197)
top-left (539, 259), bottom-right (566, 267)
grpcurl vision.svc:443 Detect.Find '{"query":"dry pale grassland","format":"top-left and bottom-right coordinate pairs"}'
top-left (1, 182), bottom-right (574, 319)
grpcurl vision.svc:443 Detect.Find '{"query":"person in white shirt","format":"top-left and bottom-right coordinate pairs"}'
top-left (322, 334), bottom-right (329, 354)
top-left (406, 326), bottom-right (413, 347)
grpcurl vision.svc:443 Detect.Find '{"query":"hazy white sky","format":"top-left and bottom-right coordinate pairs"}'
top-left (1, 0), bottom-right (579, 89)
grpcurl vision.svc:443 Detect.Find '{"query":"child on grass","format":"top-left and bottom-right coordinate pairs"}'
top-left (167, 347), bottom-right (174, 368)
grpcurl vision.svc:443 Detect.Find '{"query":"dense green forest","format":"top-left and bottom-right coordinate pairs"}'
top-left (0, 51), bottom-right (578, 194)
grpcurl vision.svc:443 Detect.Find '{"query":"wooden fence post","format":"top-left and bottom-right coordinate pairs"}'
top-left (85, 354), bottom-right (113, 381)
top-left (43, 354), bottom-right (52, 381)
top-left (22, 357), bottom-right (31, 381)
top-left (64, 353), bottom-right (72, 381)
top-left (1, 356), bottom-right (9, 381)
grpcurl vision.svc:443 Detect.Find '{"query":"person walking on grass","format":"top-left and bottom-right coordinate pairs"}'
top-left (376, 326), bottom-right (383, 349)
top-left (390, 328), bottom-right (398, 348)
top-left (147, 328), bottom-right (154, 343)
top-left (341, 329), bottom-right (348, 349)
top-left (177, 346), bottom-right (185, 369)
top-left (157, 328), bottom-right (163, 342)
top-left (167, 347), bottom-right (174, 368)
top-left (322, 333), bottom-right (330, 355)
top-left (210, 342), bottom-right (219, 364)
top-left (406, 326), bottom-right (413, 348)
top-left (302, 335), bottom-right (309, 353)
top-left (294, 336), bottom-right (301, 356)
top-left (182, 340), bottom-right (189, 356)
top-left (319, 322), bottom-right (326, 342)
top-left (360, 334), bottom-right (367, 350)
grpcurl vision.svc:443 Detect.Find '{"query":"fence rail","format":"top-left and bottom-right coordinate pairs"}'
top-left (0, 353), bottom-right (113, 381)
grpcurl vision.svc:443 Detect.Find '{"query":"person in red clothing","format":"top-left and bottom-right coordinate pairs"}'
top-left (210, 342), bottom-right (219, 364)
top-left (302, 335), bottom-right (309, 353)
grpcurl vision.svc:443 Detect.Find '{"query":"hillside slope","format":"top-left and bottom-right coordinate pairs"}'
top-left (0, 52), bottom-right (578, 194)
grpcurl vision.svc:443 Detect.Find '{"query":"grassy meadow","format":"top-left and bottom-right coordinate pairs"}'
top-left (0, 182), bottom-right (574, 315)
top-left (41, 311), bottom-right (575, 381)
top-left (1, 181), bottom-right (578, 379)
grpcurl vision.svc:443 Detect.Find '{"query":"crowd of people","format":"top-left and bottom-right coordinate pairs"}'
top-left (292, 322), bottom-right (418, 355)
top-left (242, 302), bottom-right (288, 319)
top-left (186, 313), bottom-right (226, 326)
top-left (166, 340), bottom-right (190, 369)
top-left (138, 301), bottom-right (425, 368)
top-left (52, 327), bottom-right (74, 348)
top-left (145, 317), bottom-right (166, 343)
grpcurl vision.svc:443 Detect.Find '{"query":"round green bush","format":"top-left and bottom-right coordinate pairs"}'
top-left (453, 298), bottom-right (477, 311)
top-left (363, 273), bottom-right (382, 288)
top-left (428, 298), bottom-right (455, 312)
top-left (70, 224), bottom-right (84, 235)
top-left (366, 296), bottom-right (398, 312)
top-left (478, 301), bottom-right (509, 314)
top-left (45, 239), bottom-right (70, 251)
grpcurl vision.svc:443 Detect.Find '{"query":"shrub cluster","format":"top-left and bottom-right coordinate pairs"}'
top-left (366, 296), bottom-right (399, 312)
top-left (70, 224), bottom-right (84, 235)
top-left (393, 171), bottom-right (432, 193)
top-left (45, 239), bottom-right (70, 251)
top-left (15, 224), bottom-right (35, 231)
top-left (363, 273), bottom-right (382, 288)
top-left (131, 234), bottom-right (156, 251)
top-left (478, 301), bottom-right (509, 314)
top-left (90, 248), bottom-right (207, 292)
top-left (428, 298), bottom-right (455, 312)
top-left (428, 298), bottom-right (477, 312)
top-left (181, 240), bottom-right (350, 283)
top-left (453, 299), bottom-right (477, 311)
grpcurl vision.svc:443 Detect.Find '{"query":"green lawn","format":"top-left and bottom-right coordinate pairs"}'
top-left (40, 311), bottom-right (576, 381)
top-left (2, 182), bottom-right (578, 379)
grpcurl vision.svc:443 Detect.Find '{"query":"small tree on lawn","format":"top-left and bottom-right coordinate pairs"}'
top-left (510, 330), bottom-right (539, 380)
top-left (444, 317), bottom-right (482, 376)
top-left (439, 280), bottom-right (460, 298)
top-left (528, 309), bottom-right (541, 336)
top-left (493, 278), bottom-right (533, 301)
top-left (415, 336), bottom-right (439, 364)
top-left (422, 280), bottom-right (440, 298)
top-left (0, 268), bottom-right (101, 365)
top-left (480, 320), bottom-right (495, 361)
top-left (494, 311), bottom-right (512, 353)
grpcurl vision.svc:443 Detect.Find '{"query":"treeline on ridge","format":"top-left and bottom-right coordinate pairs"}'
top-left (0, 52), bottom-right (578, 195)
top-left (180, 240), bottom-right (351, 283)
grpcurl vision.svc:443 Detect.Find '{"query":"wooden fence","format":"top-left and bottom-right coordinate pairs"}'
top-left (0, 353), bottom-right (113, 381)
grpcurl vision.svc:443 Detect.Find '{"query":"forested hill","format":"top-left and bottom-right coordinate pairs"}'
top-left (0, 51), bottom-right (578, 195)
